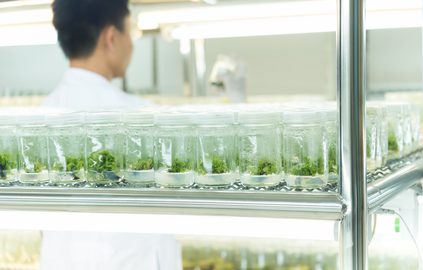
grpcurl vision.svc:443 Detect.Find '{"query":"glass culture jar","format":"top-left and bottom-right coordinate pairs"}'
top-left (123, 111), bottom-right (155, 187)
top-left (17, 113), bottom-right (49, 186)
top-left (238, 111), bottom-right (282, 188)
top-left (374, 104), bottom-right (389, 167)
top-left (0, 112), bottom-right (18, 186)
top-left (320, 107), bottom-right (338, 185)
top-left (385, 103), bottom-right (405, 161)
top-left (282, 110), bottom-right (328, 189)
top-left (154, 113), bottom-right (196, 188)
top-left (85, 111), bottom-right (124, 187)
top-left (402, 104), bottom-right (413, 156)
top-left (194, 112), bottom-right (237, 188)
top-left (46, 112), bottom-right (85, 187)
top-left (366, 105), bottom-right (380, 171)
top-left (367, 103), bottom-right (388, 170)
top-left (409, 103), bottom-right (421, 152)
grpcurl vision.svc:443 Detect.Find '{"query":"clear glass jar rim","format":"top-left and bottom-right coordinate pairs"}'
top-left (237, 111), bottom-right (280, 124)
top-left (86, 111), bottom-right (121, 124)
top-left (154, 113), bottom-right (193, 126)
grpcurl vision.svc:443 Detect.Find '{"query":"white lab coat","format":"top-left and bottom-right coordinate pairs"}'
top-left (40, 232), bottom-right (182, 270)
top-left (43, 68), bottom-right (152, 110)
top-left (40, 68), bottom-right (181, 270)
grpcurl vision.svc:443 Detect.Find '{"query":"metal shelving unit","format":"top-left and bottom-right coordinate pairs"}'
top-left (0, 0), bottom-right (422, 269)
top-left (368, 159), bottom-right (423, 214)
top-left (0, 188), bottom-right (344, 220)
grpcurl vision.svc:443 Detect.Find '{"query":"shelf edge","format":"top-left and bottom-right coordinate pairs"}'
top-left (368, 160), bottom-right (423, 213)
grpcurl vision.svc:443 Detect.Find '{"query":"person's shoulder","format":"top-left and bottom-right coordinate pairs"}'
top-left (42, 84), bottom-right (65, 107)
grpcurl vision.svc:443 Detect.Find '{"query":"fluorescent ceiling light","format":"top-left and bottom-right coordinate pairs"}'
top-left (170, 15), bottom-right (335, 39)
top-left (138, 0), bottom-right (336, 31)
top-left (366, 0), bottom-right (422, 29)
top-left (0, 8), bottom-right (53, 26)
top-left (167, 7), bottom-right (422, 40)
top-left (0, 210), bottom-right (337, 241)
top-left (367, 0), bottom-right (422, 11)
top-left (367, 9), bottom-right (422, 29)
top-left (138, 0), bottom-right (422, 40)
top-left (0, 0), bottom-right (52, 9)
top-left (0, 23), bottom-right (56, 47)
top-left (0, 7), bottom-right (55, 46)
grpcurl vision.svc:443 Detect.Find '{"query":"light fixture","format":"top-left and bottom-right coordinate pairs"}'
top-left (0, 8), bottom-right (53, 26)
top-left (137, 0), bottom-right (422, 40)
top-left (169, 15), bottom-right (336, 40)
top-left (137, 0), bottom-right (336, 31)
top-left (0, 0), bottom-right (52, 9)
top-left (0, 7), bottom-right (55, 47)
top-left (0, 210), bottom-right (337, 241)
top-left (366, 0), bottom-right (422, 30)
top-left (0, 23), bottom-right (56, 47)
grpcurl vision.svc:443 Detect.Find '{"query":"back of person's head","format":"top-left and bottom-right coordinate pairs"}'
top-left (52, 0), bottom-right (130, 59)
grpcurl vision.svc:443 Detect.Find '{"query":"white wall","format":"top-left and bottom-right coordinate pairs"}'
top-left (126, 37), bottom-right (154, 93)
top-left (0, 44), bottom-right (67, 94)
top-left (367, 28), bottom-right (422, 93)
top-left (204, 32), bottom-right (336, 98)
top-left (156, 37), bottom-right (184, 96)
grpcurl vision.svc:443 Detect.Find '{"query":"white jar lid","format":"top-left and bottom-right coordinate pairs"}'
top-left (46, 111), bottom-right (84, 126)
top-left (122, 110), bottom-right (154, 125)
top-left (16, 111), bottom-right (46, 126)
top-left (238, 111), bottom-right (280, 125)
top-left (192, 112), bottom-right (235, 125)
top-left (154, 112), bottom-right (193, 126)
top-left (382, 101), bottom-right (407, 112)
top-left (315, 107), bottom-right (337, 122)
top-left (86, 111), bottom-right (121, 125)
top-left (282, 109), bottom-right (322, 124)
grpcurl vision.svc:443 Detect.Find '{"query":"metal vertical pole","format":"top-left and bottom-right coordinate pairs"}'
top-left (338, 0), bottom-right (367, 269)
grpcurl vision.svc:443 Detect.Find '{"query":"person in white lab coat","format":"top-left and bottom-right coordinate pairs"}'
top-left (40, 0), bottom-right (181, 269)
top-left (43, 0), bottom-right (151, 110)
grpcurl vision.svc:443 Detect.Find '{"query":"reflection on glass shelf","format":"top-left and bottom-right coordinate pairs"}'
top-left (0, 230), bottom-right (40, 270)
top-left (179, 235), bottom-right (419, 270)
top-left (0, 222), bottom-right (420, 270)
top-left (180, 237), bottom-right (338, 270)
top-left (368, 213), bottom-right (421, 270)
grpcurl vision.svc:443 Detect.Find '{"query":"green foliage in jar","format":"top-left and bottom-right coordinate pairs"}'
top-left (198, 157), bottom-right (229, 175)
top-left (53, 156), bottom-right (84, 172)
top-left (168, 158), bottom-right (191, 173)
top-left (212, 157), bottom-right (229, 174)
top-left (24, 160), bottom-right (46, 173)
top-left (366, 139), bottom-right (371, 158)
top-left (250, 158), bottom-right (278, 176)
top-left (328, 144), bottom-right (338, 174)
top-left (130, 158), bottom-right (154, 171)
top-left (88, 150), bottom-right (118, 173)
top-left (66, 156), bottom-right (84, 172)
top-left (388, 133), bottom-right (399, 152)
top-left (0, 153), bottom-right (16, 178)
top-left (196, 162), bottom-right (207, 175)
top-left (289, 157), bottom-right (324, 176)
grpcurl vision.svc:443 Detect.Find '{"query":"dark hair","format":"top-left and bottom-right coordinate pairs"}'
top-left (52, 0), bottom-right (129, 59)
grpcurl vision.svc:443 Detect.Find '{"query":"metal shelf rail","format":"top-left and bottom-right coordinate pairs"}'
top-left (0, 188), bottom-right (344, 220)
top-left (0, 153), bottom-right (421, 221)
top-left (368, 159), bottom-right (423, 214)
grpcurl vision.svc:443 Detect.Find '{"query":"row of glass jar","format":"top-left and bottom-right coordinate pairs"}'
top-left (366, 101), bottom-right (420, 171)
top-left (0, 101), bottom-right (419, 190)
top-left (0, 107), bottom-right (337, 190)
